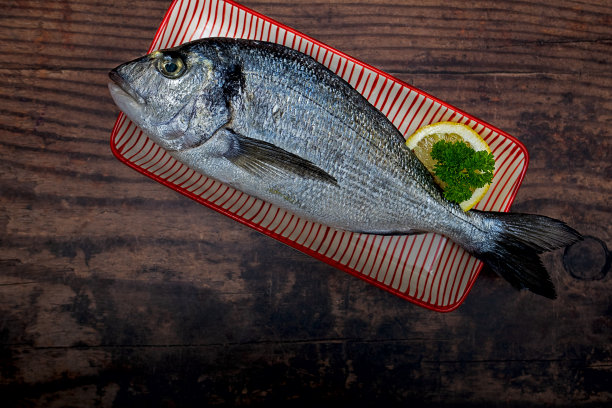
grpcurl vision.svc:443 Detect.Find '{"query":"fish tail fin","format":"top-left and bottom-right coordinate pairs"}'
top-left (472, 211), bottom-right (582, 299)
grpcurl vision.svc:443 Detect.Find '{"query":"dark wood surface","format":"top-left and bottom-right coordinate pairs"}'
top-left (1, 0), bottom-right (611, 406)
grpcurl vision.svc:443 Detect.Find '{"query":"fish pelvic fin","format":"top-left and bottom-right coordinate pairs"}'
top-left (223, 128), bottom-right (338, 185)
top-left (472, 211), bottom-right (582, 299)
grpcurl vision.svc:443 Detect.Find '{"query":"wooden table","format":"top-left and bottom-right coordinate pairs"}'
top-left (1, 0), bottom-right (611, 406)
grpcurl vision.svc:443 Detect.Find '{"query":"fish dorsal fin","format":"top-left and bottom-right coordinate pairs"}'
top-left (222, 128), bottom-right (337, 185)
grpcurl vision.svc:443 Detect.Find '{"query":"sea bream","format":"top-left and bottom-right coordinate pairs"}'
top-left (108, 38), bottom-right (581, 299)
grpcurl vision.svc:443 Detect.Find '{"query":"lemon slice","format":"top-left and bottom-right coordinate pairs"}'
top-left (406, 121), bottom-right (494, 211)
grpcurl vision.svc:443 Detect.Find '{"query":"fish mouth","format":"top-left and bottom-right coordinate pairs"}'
top-left (108, 68), bottom-right (149, 125)
top-left (108, 68), bottom-right (145, 104)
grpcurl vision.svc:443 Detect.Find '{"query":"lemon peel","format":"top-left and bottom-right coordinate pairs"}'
top-left (406, 121), bottom-right (494, 211)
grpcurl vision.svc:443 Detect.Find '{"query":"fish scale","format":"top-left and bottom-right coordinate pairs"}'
top-left (109, 37), bottom-right (581, 299)
top-left (231, 41), bottom-right (445, 230)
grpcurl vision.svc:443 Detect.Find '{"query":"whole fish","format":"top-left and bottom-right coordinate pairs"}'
top-left (108, 38), bottom-right (581, 299)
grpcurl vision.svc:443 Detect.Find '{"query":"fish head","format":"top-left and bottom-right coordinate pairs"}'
top-left (108, 41), bottom-right (230, 151)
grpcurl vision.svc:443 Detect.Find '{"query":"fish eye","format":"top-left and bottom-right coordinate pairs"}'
top-left (157, 55), bottom-right (185, 79)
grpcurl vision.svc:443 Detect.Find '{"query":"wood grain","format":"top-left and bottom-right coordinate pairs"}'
top-left (1, 0), bottom-right (611, 406)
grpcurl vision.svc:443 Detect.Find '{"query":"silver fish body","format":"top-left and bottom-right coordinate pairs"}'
top-left (109, 38), bottom-right (580, 299)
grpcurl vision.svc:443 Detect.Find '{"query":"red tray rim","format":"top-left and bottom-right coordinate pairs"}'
top-left (109, 0), bottom-right (529, 312)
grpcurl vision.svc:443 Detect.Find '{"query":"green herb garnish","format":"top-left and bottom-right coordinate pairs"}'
top-left (431, 140), bottom-right (495, 204)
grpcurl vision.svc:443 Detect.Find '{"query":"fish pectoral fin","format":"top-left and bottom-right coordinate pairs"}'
top-left (222, 128), bottom-right (337, 185)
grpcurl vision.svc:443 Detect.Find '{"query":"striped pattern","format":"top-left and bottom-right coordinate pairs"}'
top-left (109, 0), bottom-right (529, 311)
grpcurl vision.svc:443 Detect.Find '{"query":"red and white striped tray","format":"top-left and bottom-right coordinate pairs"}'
top-left (110, 0), bottom-right (528, 312)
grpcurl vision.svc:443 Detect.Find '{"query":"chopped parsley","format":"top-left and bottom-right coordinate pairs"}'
top-left (431, 140), bottom-right (495, 204)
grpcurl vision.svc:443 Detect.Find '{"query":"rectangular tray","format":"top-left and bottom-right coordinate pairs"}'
top-left (110, 0), bottom-right (528, 312)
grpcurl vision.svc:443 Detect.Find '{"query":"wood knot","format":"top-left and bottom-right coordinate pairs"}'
top-left (563, 235), bottom-right (610, 281)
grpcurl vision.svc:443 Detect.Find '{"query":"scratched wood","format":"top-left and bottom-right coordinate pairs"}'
top-left (1, 0), bottom-right (611, 406)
